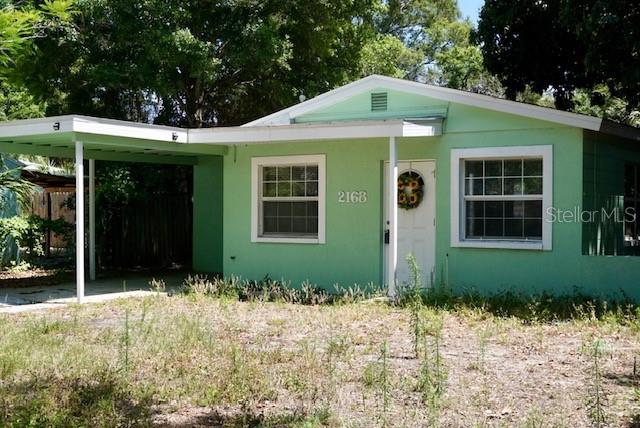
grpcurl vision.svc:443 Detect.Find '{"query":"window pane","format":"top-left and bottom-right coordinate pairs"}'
top-left (461, 156), bottom-right (544, 242)
top-left (292, 218), bottom-right (308, 233)
top-left (292, 181), bottom-right (306, 196)
top-left (466, 218), bottom-right (484, 238)
top-left (306, 166), bottom-right (319, 180)
top-left (263, 217), bottom-right (277, 233)
top-left (263, 182), bottom-right (276, 197)
top-left (465, 178), bottom-right (483, 195)
top-left (278, 202), bottom-right (292, 216)
top-left (308, 217), bottom-right (318, 233)
top-left (485, 219), bottom-right (503, 237)
top-left (263, 167), bottom-right (277, 181)
top-left (260, 162), bottom-right (320, 238)
top-left (524, 200), bottom-right (542, 218)
top-left (292, 202), bottom-right (307, 216)
top-left (485, 200), bottom-right (503, 218)
top-left (466, 201), bottom-right (484, 218)
top-left (523, 177), bottom-right (542, 195)
top-left (264, 201), bottom-right (278, 216)
top-left (625, 164), bottom-right (637, 198)
top-left (465, 160), bottom-right (483, 177)
top-left (524, 159), bottom-right (543, 176)
top-left (277, 182), bottom-right (291, 197)
top-left (504, 200), bottom-right (524, 218)
top-left (484, 178), bottom-right (502, 195)
top-left (306, 182), bottom-right (318, 197)
top-left (524, 219), bottom-right (542, 238)
top-left (504, 178), bottom-right (523, 195)
top-left (278, 217), bottom-right (292, 233)
top-left (485, 160), bottom-right (502, 177)
top-left (504, 160), bottom-right (522, 176)
top-left (277, 166), bottom-right (291, 180)
top-left (292, 166), bottom-right (306, 180)
top-left (505, 219), bottom-right (523, 237)
top-left (308, 201), bottom-right (318, 216)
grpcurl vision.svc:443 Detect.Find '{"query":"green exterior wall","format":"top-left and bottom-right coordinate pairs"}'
top-left (190, 88), bottom-right (640, 299)
top-left (192, 156), bottom-right (224, 274)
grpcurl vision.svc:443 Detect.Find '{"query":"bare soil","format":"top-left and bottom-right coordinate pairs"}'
top-left (3, 296), bottom-right (640, 427)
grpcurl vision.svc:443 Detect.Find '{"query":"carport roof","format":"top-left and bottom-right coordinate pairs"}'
top-left (0, 114), bottom-right (443, 165)
top-left (0, 115), bottom-right (219, 165)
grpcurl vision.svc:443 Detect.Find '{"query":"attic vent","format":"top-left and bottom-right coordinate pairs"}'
top-left (371, 92), bottom-right (388, 112)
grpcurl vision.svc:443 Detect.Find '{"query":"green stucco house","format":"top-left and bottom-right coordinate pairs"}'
top-left (1, 75), bottom-right (639, 301)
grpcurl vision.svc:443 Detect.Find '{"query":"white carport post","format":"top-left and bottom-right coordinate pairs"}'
top-left (89, 159), bottom-right (96, 281)
top-left (75, 141), bottom-right (85, 303)
top-left (387, 136), bottom-right (398, 298)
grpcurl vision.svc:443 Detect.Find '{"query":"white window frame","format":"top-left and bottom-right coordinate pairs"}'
top-left (251, 154), bottom-right (326, 244)
top-left (450, 145), bottom-right (553, 250)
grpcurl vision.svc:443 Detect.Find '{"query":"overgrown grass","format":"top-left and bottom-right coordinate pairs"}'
top-left (183, 273), bottom-right (640, 327)
top-left (1, 273), bottom-right (640, 426)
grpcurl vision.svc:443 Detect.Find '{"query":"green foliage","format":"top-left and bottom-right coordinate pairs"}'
top-left (478, 0), bottom-right (640, 119)
top-left (181, 274), bottom-right (384, 305)
top-left (13, 0), bottom-right (374, 127)
top-left (360, 34), bottom-right (424, 78)
top-left (0, 0), bottom-right (76, 69)
top-left (0, 215), bottom-right (73, 263)
top-left (0, 164), bottom-right (36, 210)
top-left (416, 311), bottom-right (446, 421)
top-left (366, 0), bottom-right (502, 95)
top-left (0, 80), bottom-right (45, 121)
top-left (585, 339), bottom-right (608, 427)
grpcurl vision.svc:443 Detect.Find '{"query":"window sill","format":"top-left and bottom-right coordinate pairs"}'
top-left (452, 239), bottom-right (546, 250)
top-left (252, 236), bottom-right (323, 244)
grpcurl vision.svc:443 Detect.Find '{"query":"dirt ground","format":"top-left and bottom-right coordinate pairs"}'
top-left (2, 296), bottom-right (640, 427)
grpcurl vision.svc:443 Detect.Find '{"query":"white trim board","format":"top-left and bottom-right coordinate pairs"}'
top-left (188, 119), bottom-right (442, 144)
top-left (450, 145), bottom-right (553, 251)
top-left (243, 75), bottom-right (603, 132)
top-left (251, 154), bottom-right (326, 244)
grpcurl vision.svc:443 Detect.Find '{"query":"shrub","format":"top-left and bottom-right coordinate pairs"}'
top-left (0, 215), bottom-right (73, 265)
top-left (181, 275), bottom-right (384, 305)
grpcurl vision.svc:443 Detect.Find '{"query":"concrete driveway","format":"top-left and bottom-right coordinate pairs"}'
top-left (0, 272), bottom-right (185, 313)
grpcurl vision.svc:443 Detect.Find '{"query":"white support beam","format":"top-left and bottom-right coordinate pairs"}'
top-left (89, 159), bottom-right (96, 281)
top-left (387, 136), bottom-right (398, 298)
top-left (75, 141), bottom-right (85, 303)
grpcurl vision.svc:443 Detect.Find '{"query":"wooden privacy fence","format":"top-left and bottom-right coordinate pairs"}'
top-left (28, 192), bottom-right (192, 269)
top-left (30, 191), bottom-right (75, 251)
top-left (99, 194), bottom-right (192, 269)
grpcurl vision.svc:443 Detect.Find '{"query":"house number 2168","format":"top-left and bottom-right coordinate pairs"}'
top-left (338, 191), bottom-right (368, 203)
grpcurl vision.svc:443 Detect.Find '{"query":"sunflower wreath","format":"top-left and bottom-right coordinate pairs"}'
top-left (397, 171), bottom-right (424, 209)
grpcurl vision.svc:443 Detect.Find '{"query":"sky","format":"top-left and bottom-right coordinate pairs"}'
top-left (458, 0), bottom-right (484, 24)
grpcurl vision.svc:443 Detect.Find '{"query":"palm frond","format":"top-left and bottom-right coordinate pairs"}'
top-left (0, 168), bottom-right (36, 211)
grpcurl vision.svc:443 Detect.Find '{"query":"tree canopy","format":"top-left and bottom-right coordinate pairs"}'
top-left (477, 0), bottom-right (640, 121)
top-left (1, 0), bottom-right (497, 127)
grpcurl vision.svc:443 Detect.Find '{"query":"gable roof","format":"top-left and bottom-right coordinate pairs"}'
top-left (243, 75), bottom-right (640, 141)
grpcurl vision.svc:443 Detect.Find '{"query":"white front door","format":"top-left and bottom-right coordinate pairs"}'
top-left (384, 160), bottom-right (436, 288)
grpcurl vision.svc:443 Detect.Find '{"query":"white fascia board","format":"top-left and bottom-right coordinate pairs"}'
top-left (188, 119), bottom-right (407, 144)
top-left (402, 119), bottom-right (442, 137)
top-left (0, 115), bottom-right (75, 138)
top-left (72, 116), bottom-right (188, 143)
top-left (0, 115), bottom-right (189, 143)
top-left (245, 75), bottom-right (603, 131)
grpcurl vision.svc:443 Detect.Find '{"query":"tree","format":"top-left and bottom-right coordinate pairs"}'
top-left (477, 0), bottom-right (640, 116)
top-left (13, 0), bottom-right (374, 127)
top-left (364, 0), bottom-right (502, 95)
top-left (0, 0), bottom-right (75, 68)
top-left (0, 81), bottom-right (45, 121)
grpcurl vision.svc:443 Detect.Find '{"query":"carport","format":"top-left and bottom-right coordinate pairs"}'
top-left (0, 115), bottom-right (226, 303)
